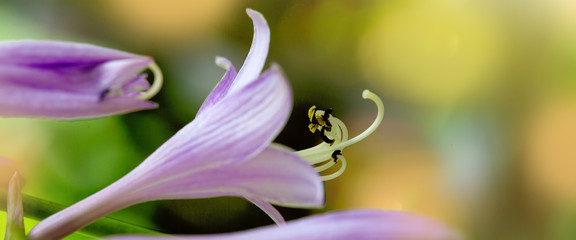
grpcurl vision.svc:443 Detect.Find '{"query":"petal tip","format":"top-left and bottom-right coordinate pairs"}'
top-left (215, 56), bottom-right (232, 70)
top-left (246, 8), bottom-right (262, 17)
top-left (246, 8), bottom-right (268, 28)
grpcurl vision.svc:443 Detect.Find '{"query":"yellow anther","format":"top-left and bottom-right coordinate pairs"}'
top-left (314, 113), bottom-right (328, 128)
top-left (308, 123), bottom-right (319, 133)
top-left (308, 105), bottom-right (317, 122)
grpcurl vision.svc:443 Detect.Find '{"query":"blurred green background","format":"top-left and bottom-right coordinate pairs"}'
top-left (1, 0), bottom-right (576, 239)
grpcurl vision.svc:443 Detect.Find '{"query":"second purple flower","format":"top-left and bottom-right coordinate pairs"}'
top-left (0, 40), bottom-right (162, 119)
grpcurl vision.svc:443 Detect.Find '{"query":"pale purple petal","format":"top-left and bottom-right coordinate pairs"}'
top-left (93, 57), bottom-right (155, 92)
top-left (123, 75), bottom-right (150, 95)
top-left (28, 66), bottom-right (299, 240)
top-left (0, 40), bottom-right (159, 119)
top-left (197, 57), bottom-right (237, 115)
top-left (199, 8), bottom-right (270, 112)
top-left (0, 40), bottom-right (140, 65)
top-left (245, 197), bottom-right (285, 225)
top-left (135, 146), bottom-right (323, 223)
top-left (227, 9), bottom-right (270, 96)
top-left (102, 210), bottom-right (462, 240)
top-left (143, 65), bottom-right (292, 171)
top-left (0, 83), bottom-right (157, 119)
top-left (0, 57), bottom-right (152, 94)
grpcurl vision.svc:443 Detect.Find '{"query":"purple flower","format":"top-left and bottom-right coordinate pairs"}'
top-left (28, 9), bottom-right (323, 240)
top-left (0, 40), bottom-right (162, 119)
top-left (102, 210), bottom-right (462, 240)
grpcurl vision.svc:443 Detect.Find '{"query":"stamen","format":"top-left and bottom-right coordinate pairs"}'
top-left (136, 63), bottom-right (164, 100)
top-left (320, 155), bottom-right (347, 181)
top-left (314, 160), bottom-right (336, 172)
top-left (296, 90), bottom-right (383, 181)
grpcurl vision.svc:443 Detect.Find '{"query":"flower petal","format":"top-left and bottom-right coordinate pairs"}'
top-left (227, 9), bottom-right (270, 96)
top-left (197, 57), bottom-right (237, 115)
top-left (136, 145), bottom-right (323, 224)
top-left (143, 64), bottom-right (292, 171)
top-left (0, 83), bottom-right (157, 119)
top-left (0, 40), bottom-right (140, 65)
top-left (93, 57), bottom-right (155, 93)
top-left (0, 56), bottom-right (157, 119)
top-left (245, 197), bottom-right (285, 225)
top-left (102, 210), bottom-right (462, 240)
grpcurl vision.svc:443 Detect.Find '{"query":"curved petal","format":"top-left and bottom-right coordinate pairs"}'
top-left (142, 65), bottom-right (292, 172)
top-left (228, 9), bottom-right (270, 96)
top-left (0, 40), bottom-right (141, 65)
top-left (197, 57), bottom-right (237, 115)
top-left (94, 57), bottom-right (154, 92)
top-left (245, 197), bottom-right (285, 225)
top-left (102, 210), bottom-right (462, 240)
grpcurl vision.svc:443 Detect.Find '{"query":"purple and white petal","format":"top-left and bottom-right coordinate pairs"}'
top-left (137, 146), bottom-right (323, 224)
top-left (199, 8), bottom-right (271, 113)
top-left (0, 40), bottom-right (140, 65)
top-left (197, 57), bottom-right (237, 115)
top-left (0, 83), bottom-right (157, 119)
top-left (227, 9), bottom-right (270, 96)
top-left (145, 65), bottom-right (292, 170)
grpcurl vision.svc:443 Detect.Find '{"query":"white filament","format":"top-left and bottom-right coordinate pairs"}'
top-left (320, 155), bottom-right (347, 181)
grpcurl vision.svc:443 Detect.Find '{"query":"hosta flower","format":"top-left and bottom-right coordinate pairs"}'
top-left (0, 40), bottom-right (162, 119)
top-left (28, 9), bottom-right (321, 240)
top-left (28, 8), bottom-right (383, 240)
top-left (103, 210), bottom-right (461, 240)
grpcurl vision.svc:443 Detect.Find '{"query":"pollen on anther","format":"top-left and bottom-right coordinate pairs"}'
top-left (331, 150), bottom-right (342, 163)
top-left (308, 105), bottom-right (317, 123)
